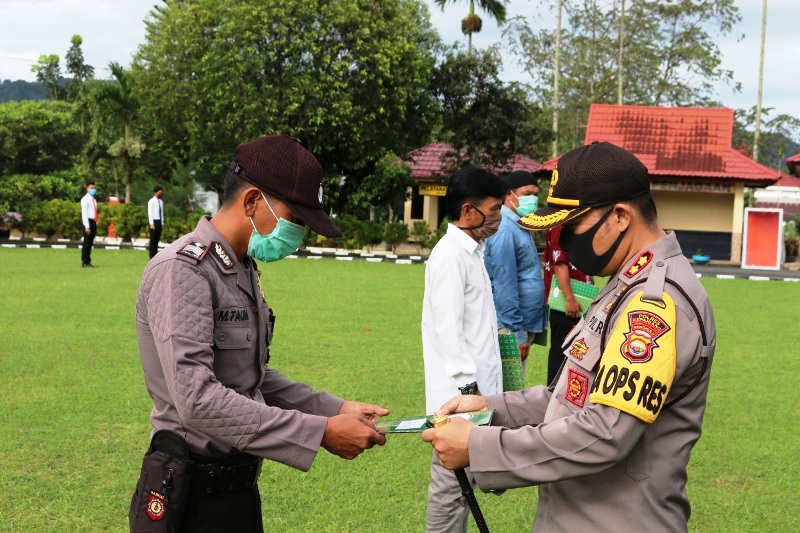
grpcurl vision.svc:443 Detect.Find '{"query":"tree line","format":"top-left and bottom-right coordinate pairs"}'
top-left (1, 0), bottom-right (797, 244)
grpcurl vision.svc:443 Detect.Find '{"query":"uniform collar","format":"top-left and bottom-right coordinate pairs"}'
top-left (194, 216), bottom-right (240, 273)
top-left (501, 205), bottom-right (520, 222)
top-left (446, 222), bottom-right (483, 255)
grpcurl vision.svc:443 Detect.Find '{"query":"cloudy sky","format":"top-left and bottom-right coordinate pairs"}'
top-left (1, 0), bottom-right (797, 122)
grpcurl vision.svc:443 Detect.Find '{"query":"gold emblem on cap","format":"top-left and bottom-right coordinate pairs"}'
top-left (548, 164), bottom-right (559, 198)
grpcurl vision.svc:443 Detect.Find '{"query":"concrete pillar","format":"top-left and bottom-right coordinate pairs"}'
top-left (731, 184), bottom-right (745, 263)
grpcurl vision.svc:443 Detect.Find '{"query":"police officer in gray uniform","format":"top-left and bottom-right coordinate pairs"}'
top-left (422, 142), bottom-right (716, 533)
top-left (130, 135), bottom-right (389, 533)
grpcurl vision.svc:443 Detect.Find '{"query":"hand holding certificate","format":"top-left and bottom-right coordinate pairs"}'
top-left (374, 410), bottom-right (494, 434)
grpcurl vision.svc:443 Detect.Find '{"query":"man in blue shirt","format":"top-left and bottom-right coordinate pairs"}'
top-left (485, 170), bottom-right (547, 372)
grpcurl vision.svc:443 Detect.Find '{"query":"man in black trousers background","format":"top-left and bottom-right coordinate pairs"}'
top-left (148, 186), bottom-right (165, 259)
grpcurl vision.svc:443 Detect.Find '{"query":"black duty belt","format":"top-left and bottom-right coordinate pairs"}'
top-left (189, 454), bottom-right (262, 497)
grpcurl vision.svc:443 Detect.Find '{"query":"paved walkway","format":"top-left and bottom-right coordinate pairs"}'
top-left (691, 263), bottom-right (800, 281)
top-left (3, 236), bottom-right (800, 280)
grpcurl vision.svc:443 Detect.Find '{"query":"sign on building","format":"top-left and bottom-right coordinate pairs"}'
top-left (419, 184), bottom-right (447, 196)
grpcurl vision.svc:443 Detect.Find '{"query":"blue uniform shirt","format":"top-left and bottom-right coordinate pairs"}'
top-left (484, 205), bottom-right (547, 344)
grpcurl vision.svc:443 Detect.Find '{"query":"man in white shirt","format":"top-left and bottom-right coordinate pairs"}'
top-left (148, 185), bottom-right (165, 259)
top-left (422, 166), bottom-right (506, 532)
top-left (80, 181), bottom-right (98, 268)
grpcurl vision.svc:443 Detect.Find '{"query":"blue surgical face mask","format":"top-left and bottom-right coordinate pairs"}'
top-left (88, 188), bottom-right (97, 197)
top-left (247, 192), bottom-right (305, 263)
top-left (513, 191), bottom-right (538, 216)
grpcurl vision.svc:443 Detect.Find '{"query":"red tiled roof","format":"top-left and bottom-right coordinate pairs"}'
top-left (404, 142), bottom-right (540, 180)
top-left (536, 104), bottom-right (780, 186)
top-left (490, 153), bottom-right (541, 174)
top-left (406, 142), bottom-right (455, 180)
top-left (774, 172), bottom-right (800, 188)
top-left (786, 153), bottom-right (800, 177)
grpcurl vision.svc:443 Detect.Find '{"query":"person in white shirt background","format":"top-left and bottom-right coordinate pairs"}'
top-left (147, 185), bottom-right (165, 259)
top-left (80, 181), bottom-right (98, 268)
top-left (421, 166), bottom-right (506, 532)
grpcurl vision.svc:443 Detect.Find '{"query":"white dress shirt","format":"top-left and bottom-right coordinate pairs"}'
top-left (422, 223), bottom-right (502, 414)
top-left (80, 193), bottom-right (96, 229)
top-left (148, 196), bottom-right (164, 225)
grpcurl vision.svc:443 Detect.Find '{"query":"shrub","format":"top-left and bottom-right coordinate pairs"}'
top-left (356, 219), bottom-right (384, 252)
top-left (383, 222), bottom-right (409, 253)
top-left (436, 218), bottom-right (449, 243)
top-left (98, 203), bottom-right (148, 242)
top-left (328, 214), bottom-right (360, 250)
top-left (0, 172), bottom-right (82, 217)
top-left (4, 210), bottom-right (31, 237)
top-left (27, 199), bottom-right (82, 240)
top-left (785, 221), bottom-right (799, 261)
top-left (410, 220), bottom-right (434, 254)
top-left (160, 207), bottom-right (207, 243)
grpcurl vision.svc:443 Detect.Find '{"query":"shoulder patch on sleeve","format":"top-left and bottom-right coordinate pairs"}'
top-left (590, 290), bottom-right (676, 423)
top-left (176, 242), bottom-right (209, 262)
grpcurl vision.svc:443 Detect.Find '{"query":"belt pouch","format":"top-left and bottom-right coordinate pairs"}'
top-left (129, 429), bottom-right (195, 533)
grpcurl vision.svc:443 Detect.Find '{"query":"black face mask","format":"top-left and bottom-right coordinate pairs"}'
top-left (559, 208), bottom-right (626, 276)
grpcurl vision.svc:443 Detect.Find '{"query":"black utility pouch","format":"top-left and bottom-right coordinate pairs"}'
top-left (129, 430), bottom-right (194, 533)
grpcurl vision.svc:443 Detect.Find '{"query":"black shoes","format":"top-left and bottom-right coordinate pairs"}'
top-left (82, 263), bottom-right (95, 268)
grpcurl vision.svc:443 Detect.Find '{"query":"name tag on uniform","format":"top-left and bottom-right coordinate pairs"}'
top-left (216, 307), bottom-right (251, 322)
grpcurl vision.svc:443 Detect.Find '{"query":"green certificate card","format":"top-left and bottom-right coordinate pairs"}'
top-left (548, 278), bottom-right (600, 316)
top-left (374, 410), bottom-right (494, 434)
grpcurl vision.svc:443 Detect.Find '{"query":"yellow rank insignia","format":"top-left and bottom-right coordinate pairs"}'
top-left (590, 290), bottom-right (677, 423)
top-left (624, 250), bottom-right (653, 278)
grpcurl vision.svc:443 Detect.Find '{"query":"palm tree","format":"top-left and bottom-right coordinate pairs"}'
top-left (434, 0), bottom-right (509, 53)
top-left (84, 62), bottom-right (144, 204)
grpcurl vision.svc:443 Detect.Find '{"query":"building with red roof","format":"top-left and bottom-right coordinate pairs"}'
top-left (785, 153), bottom-right (800, 177)
top-left (402, 141), bottom-right (540, 230)
top-left (754, 153), bottom-right (800, 214)
top-left (536, 104), bottom-right (781, 262)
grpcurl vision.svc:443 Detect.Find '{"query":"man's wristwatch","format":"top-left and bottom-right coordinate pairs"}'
top-left (458, 381), bottom-right (479, 395)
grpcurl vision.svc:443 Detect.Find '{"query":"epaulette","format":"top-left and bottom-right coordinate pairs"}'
top-left (176, 242), bottom-right (209, 263)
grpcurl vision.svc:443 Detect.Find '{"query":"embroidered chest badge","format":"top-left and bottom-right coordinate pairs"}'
top-left (569, 338), bottom-right (589, 361)
top-left (177, 242), bottom-right (208, 261)
top-left (621, 311), bottom-right (671, 363)
top-left (565, 369), bottom-right (589, 407)
top-left (624, 250), bottom-right (653, 278)
top-left (212, 242), bottom-right (234, 269)
top-left (146, 491), bottom-right (166, 521)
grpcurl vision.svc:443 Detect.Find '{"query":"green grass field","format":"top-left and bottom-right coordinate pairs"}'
top-left (0, 247), bottom-right (797, 532)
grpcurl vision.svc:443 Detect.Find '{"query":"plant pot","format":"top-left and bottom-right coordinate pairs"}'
top-left (692, 254), bottom-right (711, 265)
